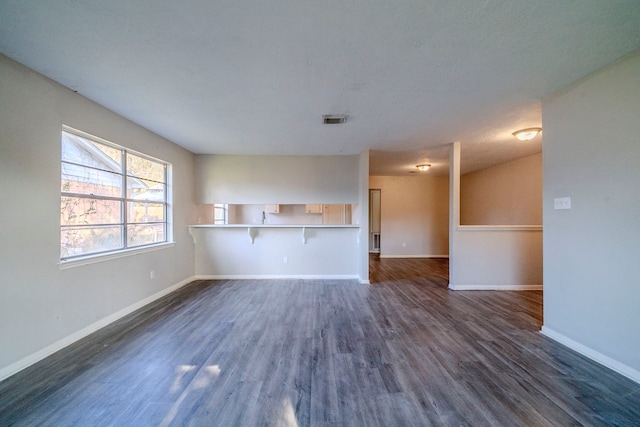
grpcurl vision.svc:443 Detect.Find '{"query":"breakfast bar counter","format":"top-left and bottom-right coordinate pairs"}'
top-left (188, 224), bottom-right (361, 279)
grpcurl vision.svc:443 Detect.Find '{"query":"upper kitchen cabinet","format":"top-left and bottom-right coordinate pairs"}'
top-left (265, 204), bottom-right (280, 214)
top-left (305, 204), bottom-right (323, 214)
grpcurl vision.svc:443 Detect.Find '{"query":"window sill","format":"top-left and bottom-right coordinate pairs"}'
top-left (59, 242), bottom-right (175, 270)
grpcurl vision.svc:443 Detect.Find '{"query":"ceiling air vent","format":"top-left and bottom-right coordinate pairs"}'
top-left (323, 115), bottom-right (347, 124)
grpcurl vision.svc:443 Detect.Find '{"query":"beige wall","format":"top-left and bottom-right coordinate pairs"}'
top-left (369, 175), bottom-right (449, 257)
top-left (0, 55), bottom-right (197, 379)
top-left (449, 142), bottom-right (543, 291)
top-left (461, 153), bottom-right (542, 225)
top-left (542, 51), bottom-right (640, 381)
top-left (195, 154), bottom-right (360, 204)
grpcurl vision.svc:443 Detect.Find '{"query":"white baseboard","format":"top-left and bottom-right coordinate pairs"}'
top-left (379, 254), bottom-right (449, 259)
top-left (448, 283), bottom-right (543, 291)
top-left (194, 274), bottom-right (360, 281)
top-left (359, 279), bottom-right (371, 285)
top-left (541, 326), bottom-right (640, 385)
top-left (0, 276), bottom-right (197, 382)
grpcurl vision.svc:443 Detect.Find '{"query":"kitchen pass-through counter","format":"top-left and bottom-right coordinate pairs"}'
top-left (188, 224), bottom-right (362, 279)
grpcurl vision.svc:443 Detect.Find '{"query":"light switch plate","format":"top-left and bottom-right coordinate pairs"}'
top-left (554, 197), bottom-right (571, 210)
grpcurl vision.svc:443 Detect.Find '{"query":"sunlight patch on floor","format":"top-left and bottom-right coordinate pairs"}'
top-left (170, 364), bottom-right (196, 393)
top-left (276, 397), bottom-right (299, 427)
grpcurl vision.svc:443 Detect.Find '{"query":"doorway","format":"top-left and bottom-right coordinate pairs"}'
top-left (369, 189), bottom-right (381, 253)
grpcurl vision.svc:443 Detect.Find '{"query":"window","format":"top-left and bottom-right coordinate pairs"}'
top-left (213, 204), bottom-right (228, 224)
top-left (60, 127), bottom-right (170, 261)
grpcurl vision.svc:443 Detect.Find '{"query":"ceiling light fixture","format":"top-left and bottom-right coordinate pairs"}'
top-left (512, 127), bottom-right (542, 141)
top-left (416, 164), bottom-right (431, 171)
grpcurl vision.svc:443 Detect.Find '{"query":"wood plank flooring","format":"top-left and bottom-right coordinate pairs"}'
top-left (1, 256), bottom-right (639, 426)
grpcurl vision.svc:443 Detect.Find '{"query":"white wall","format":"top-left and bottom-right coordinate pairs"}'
top-left (0, 55), bottom-right (196, 379)
top-left (193, 227), bottom-right (359, 278)
top-left (195, 154), bottom-right (360, 204)
top-left (461, 153), bottom-right (542, 225)
top-left (193, 153), bottom-right (369, 282)
top-left (449, 142), bottom-right (543, 290)
top-left (369, 175), bottom-right (449, 257)
top-left (358, 151), bottom-right (370, 282)
top-left (542, 51), bottom-right (640, 381)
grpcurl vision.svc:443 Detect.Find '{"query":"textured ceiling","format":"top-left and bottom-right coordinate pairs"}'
top-left (1, 1), bottom-right (639, 175)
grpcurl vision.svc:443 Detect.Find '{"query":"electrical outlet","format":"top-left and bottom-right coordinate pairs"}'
top-left (283, 256), bottom-right (288, 264)
top-left (150, 270), bottom-right (155, 279)
top-left (553, 197), bottom-right (571, 210)
top-left (402, 242), bottom-right (407, 248)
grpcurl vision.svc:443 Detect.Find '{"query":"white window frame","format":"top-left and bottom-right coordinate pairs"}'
top-left (213, 203), bottom-right (228, 224)
top-left (60, 126), bottom-right (173, 266)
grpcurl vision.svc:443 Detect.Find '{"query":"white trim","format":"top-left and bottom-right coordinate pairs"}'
top-left (194, 274), bottom-right (359, 281)
top-left (62, 125), bottom-right (168, 164)
top-left (359, 279), bottom-right (371, 285)
top-left (457, 225), bottom-right (542, 232)
top-left (0, 276), bottom-right (196, 382)
top-left (541, 326), bottom-right (640, 385)
top-left (379, 254), bottom-right (449, 259)
top-left (448, 283), bottom-right (543, 291)
top-left (59, 242), bottom-right (175, 269)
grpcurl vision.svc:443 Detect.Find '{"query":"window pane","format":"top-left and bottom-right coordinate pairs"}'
top-left (127, 178), bottom-right (165, 202)
top-left (61, 225), bottom-right (123, 258)
top-left (61, 197), bottom-right (122, 226)
top-left (62, 131), bottom-right (122, 168)
top-left (126, 153), bottom-right (165, 182)
top-left (62, 163), bottom-right (123, 197)
top-left (213, 205), bottom-right (226, 224)
top-left (127, 224), bottom-right (165, 247)
top-left (61, 128), bottom-right (170, 260)
top-left (127, 202), bottom-right (165, 223)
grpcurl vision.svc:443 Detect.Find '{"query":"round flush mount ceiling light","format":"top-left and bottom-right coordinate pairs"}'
top-left (416, 164), bottom-right (431, 171)
top-left (512, 127), bottom-right (542, 141)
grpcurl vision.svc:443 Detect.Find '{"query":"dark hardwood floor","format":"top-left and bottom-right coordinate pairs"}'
top-left (2, 256), bottom-right (639, 426)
